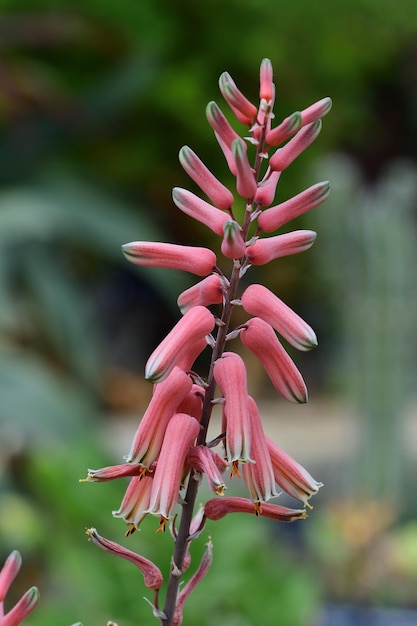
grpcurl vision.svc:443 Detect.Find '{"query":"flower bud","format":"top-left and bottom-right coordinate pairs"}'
top-left (258, 181), bottom-right (330, 232)
top-left (145, 306), bottom-right (215, 382)
top-left (122, 241), bottom-right (216, 276)
top-left (240, 317), bottom-right (308, 403)
top-left (232, 139), bottom-right (257, 199)
top-left (221, 220), bottom-right (246, 259)
top-left (241, 284), bottom-right (317, 351)
top-left (265, 112), bottom-right (302, 147)
top-left (245, 231), bottom-right (317, 265)
top-left (300, 97), bottom-right (332, 126)
top-left (172, 187), bottom-right (229, 236)
top-left (254, 169), bottom-right (281, 207)
top-left (179, 145), bottom-right (234, 210)
top-left (269, 120), bottom-right (322, 171)
top-left (259, 58), bottom-right (274, 102)
top-left (177, 274), bottom-right (223, 314)
top-left (204, 496), bottom-right (307, 522)
top-left (206, 101), bottom-right (245, 175)
top-left (219, 72), bottom-right (257, 125)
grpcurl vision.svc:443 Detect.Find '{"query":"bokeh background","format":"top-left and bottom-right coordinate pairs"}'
top-left (1, 1), bottom-right (417, 624)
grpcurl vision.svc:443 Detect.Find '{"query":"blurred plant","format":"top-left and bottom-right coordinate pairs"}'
top-left (81, 59), bottom-right (330, 625)
top-left (312, 155), bottom-right (417, 503)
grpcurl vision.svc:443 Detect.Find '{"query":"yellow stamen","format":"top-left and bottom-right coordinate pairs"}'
top-left (230, 460), bottom-right (241, 479)
top-left (156, 516), bottom-right (168, 533)
top-left (125, 524), bottom-right (136, 537)
top-left (254, 501), bottom-right (263, 516)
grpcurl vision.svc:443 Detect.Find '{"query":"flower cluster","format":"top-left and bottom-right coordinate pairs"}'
top-left (0, 551), bottom-right (39, 626)
top-left (84, 59), bottom-right (330, 624)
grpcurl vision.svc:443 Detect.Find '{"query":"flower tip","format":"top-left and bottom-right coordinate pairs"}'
top-left (26, 586), bottom-right (40, 608)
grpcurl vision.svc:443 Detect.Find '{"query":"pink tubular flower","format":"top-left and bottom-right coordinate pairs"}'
top-left (245, 230), bottom-right (317, 265)
top-left (204, 496), bottom-right (307, 522)
top-left (258, 181), bottom-right (331, 232)
top-left (241, 283), bottom-right (317, 351)
top-left (269, 120), bottom-right (322, 172)
top-left (259, 58), bottom-right (274, 102)
top-left (240, 317), bottom-right (308, 403)
top-left (173, 539), bottom-right (213, 626)
top-left (179, 145), bottom-right (234, 210)
top-left (213, 351), bottom-right (253, 464)
top-left (266, 436), bottom-right (323, 507)
top-left (176, 384), bottom-right (205, 420)
top-left (146, 413), bottom-right (200, 528)
top-left (221, 220), bottom-right (246, 259)
top-left (187, 445), bottom-right (227, 495)
top-left (113, 474), bottom-right (154, 530)
top-left (232, 139), bottom-right (257, 199)
top-left (175, 337), bottom-right (209, 372)
top-left (172, 188), bottom-right (230, 236)
top-left (127, 366), bottom-right (192, 465)
top-left (177, 274), bottom-right (223, 314)
top-left (300, 97), bottom-right (332, 126)
top-left (0, 551), bottom-right (39, 626)
top-left (145, 306), bottom-right (215, 382)
top-left (206, 101), bottom-right (245, 175)
top-left (86, 528), bottom-right (163, 590)
top-left (265, 112), bottom-right (302, 147)
top-left (254, 169), bottom-right (281, 208)
top-left (219, 72), bottom-right (258, 125)
top-left (242, 397), bottom-right (279, 503)
top-left (82, 463), bottom-right (143, 482)
top-left (121, 241), bottom-right (216, 277)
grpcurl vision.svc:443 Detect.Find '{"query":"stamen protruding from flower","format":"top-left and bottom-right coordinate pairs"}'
top-left (172, 187), bottom-right (230, 236)
top-left (240, 317), bottom-right (308, 403)
top-left (113, 474), bottom-right (153, 530)
top-left (245, 230), bottom-right (317, 265)
top-left (241, 284), bottom-right (318, 351)
top-left (188, 445), bottom-right (227, 495)
top-left (145, 306), bottom-right (215, 382)
top-left (258, 181), bottom-right (331, 232)
top-left (122, 242), bottom-right (216, 277)
top-left (219, 72), bottom-right (258, 126)
top-left (86, 528), bottom-right (163, 590)
top-left (269, 120), bottom-right (322, 172)
top-left (179, 145), bottom-right (234, 210)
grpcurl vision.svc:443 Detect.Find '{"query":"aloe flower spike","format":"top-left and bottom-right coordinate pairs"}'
top-left (179, 145), bottom-right (234, 209)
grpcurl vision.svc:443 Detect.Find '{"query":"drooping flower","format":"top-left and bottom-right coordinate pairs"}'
top-left (242, 397), bottom-right (279, 503)
top-left (241, 283), bottom-right (317, 351)
top-left (266, 436), bottom-right (323, 507)
top-left (146, 413), bottom-right (200, 530)
top-left (86, 528), bottom-right (163, 590)
top-left (187, 445), bottom-right (227, 495)
top-left (127, 366), bottom-right (193, 465)
top-left (145, 306), bottom-right (215, 382)
top-left (213, 352), bottom-right (253, 465)
top-left (177, 275), bottom-right (223, 314)
top-left (173, 540), bottom-right (213, 626)
top-left (112, 473), bottom-right (154, 531)
top-left (240, 317), bottom-right (308, 403)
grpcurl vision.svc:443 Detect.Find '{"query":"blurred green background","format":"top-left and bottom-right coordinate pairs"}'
top-left (1, 1), bottom-right (417, 624)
